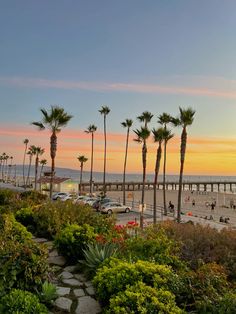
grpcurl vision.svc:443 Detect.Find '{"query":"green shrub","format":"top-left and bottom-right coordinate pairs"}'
top-left (93, 258), bottom-right (180, 304)
top-left (0, 289), bottom-right (48, 314)
top-left (15, 207), bottom-right (35, 228)
top-left (54, 223), bottom-right (96, 262)
top-left (0, 236), bottom-right (49, 297)
top-left (0, 189), bottom-right (16, 206)
top-left (0, 213), bottom-right (32, 242)
top-left (81, 242), bottom-right (118, 277)
top-left (106, 282), bottom-right (184, 314)
top-left (196, 292), bottom-right (236, 314)
top-left (32, 201), bottom-right (114, 239)
top-left (160, 221), bottom-right (236, 280)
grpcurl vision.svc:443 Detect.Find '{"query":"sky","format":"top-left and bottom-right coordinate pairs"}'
top-left (0, 0), bottom-right (236, 175)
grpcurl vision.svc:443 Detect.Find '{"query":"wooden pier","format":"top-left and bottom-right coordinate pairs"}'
top-left (80, 181), bottom-right (236, 193)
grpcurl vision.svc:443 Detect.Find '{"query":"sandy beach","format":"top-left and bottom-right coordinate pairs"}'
top-left (107, 189), bottom-right (236, 227)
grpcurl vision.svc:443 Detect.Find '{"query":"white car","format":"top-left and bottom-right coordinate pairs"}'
top-left (52, 192), bottom-right (69, 201)
top-left (84, 197), bottom-right (98, 206)
top-left (60, 194), bottom-right (78, 201)
top-left (100, 202), bottom-right (131, 214)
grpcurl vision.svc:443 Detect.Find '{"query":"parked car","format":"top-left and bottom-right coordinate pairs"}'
top-left (92, 198), bottom-right (112, 211)
top-left (60, 193), bottom-right (78, 201)
top-left (84, 197), bottom-right (98, 206)
top-left (52, 192), bottom-right (69, 201)
top-left (73, 195), bottom-right (90, 204)
top-left (100, 202), bottom-right (131, 214)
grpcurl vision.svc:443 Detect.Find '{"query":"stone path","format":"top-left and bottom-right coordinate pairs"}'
top-left (35, 238), bottom-right (101, 314)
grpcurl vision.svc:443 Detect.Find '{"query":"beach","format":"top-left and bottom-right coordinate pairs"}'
top-left (106, 189), bottom-right (236, 227)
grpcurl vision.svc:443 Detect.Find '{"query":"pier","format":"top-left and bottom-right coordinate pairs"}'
top-left (80, 181), bottom-right (236, 193)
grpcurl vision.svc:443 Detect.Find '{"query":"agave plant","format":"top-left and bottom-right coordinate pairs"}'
top-left (81, 242), bottom-right (117, 276)
top-left (38, 281), bottom-right (58, 305)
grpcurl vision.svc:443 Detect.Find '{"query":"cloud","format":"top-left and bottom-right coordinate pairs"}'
top-left (0, 76), bottom-right (236, 99)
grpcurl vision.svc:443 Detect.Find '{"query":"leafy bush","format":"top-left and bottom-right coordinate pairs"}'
top-left (81, 242), bottom-right (118, 276)
top-left (197, 292), bottom-right (236, 314)
top-left (32, 201), bottom-right (114, 239)
top-left (160, 221), bottom-right (236, 279)
top-left (0, 213), bottom-right (32, 242)
top-left (54, 223), bottom-right (96, 262)
top-left (0, 235), bottom-right (49, 296)
top-left (15, 207), bottom-right (35, 228)
top-left (120, 227), bottom-right (184, 270)
top-left (176, 263), bottom-right (229, 312)
top-left (93, 258), bottom-right (180, 304)
top-left (106, 282), bottom-right (184, 314)
top-left (0, 189), bottom-right (17, 206)
top-left (0, 289), bottom-right (48, 314)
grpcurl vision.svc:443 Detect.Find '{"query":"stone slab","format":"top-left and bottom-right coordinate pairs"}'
top-left (74, 273), bottom-right (87, 282)
top-left (85, 286), bottom-right (95, 296)
top-left (84, 281), bottom-right (93, 287)
top-left (49, 249), bottom-right (59, 257)
top-left (54, 297), bottom-right (72, 312)
top-left (64, 265), bottom-right (77, 273)
top-left (75, 296), bottom-right (101, 314)
top-left (34, 237), bottom-right (48, 243)
top-left (60, 271), bottom-right (74, 279)
top-left (74, 288), bottom-right (85, 297)
top-left (62, 278), bottom-right (82, 286)
top-left (56, 286), bottom-right (71, 296)
top-left (48, 255), bottom-right (66, 266)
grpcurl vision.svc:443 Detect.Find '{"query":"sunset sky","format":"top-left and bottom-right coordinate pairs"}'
top-left (0, 1), bottom-right (236, 175)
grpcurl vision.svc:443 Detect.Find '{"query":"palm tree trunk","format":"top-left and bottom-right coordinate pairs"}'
top-left (153, 143), bottom-right (162, 224)
top-left (122, 128), bottom-right (130, 205)
top-left (26, 156), bottom-right (32, 187)
top-left (39, 164), bottom-right (44, 192)
top-left (23, 144), bottom-right (27, 187)
top-left (1, 160), bottom-right (4, 181)
top-left (163, 139), bottom-right (167, 215)
top-left (141, 142), bottom-right (147, 229)
top-left (50, 132), bottom-right (57, 198)
top-left (34, 155), bottom-right (39, 190)
top-left (177, 127), bottom-right (187, 223)
top-left (90, 133), bottom-right (94, 195)
top-left (103, 116), bottom-right (107, 194)
top-left (79, 163), bottom-right (83, 195)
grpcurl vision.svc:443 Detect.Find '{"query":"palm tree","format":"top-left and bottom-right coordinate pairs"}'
top-left (7, 156), bottom-right (13, 182)
top-left (137, 111), bottom-right (153, 128)
top-left (158, 113), bottom-right (173, 215)
top-left (4, 155), bottom-right (9, 182)
top-left (32, 106), bottom-right (73, 197)
top-left (26, 145), bottom-right (36, 187)
top-left (34, 147), bottom-right (45, 190)
top-left (99, 105), bottom-right (110, 194)
top-left (23, 139), bottom-right (29, 187)
top-left (39, 159), bottom-right (47, 191)
top-left (121, 119), bottom-right (133, 205)
top-left (77, 155), bottom-right (88, 195)
top-left (152, 128), bottom-right (174, 223)
top-left (1, 153), bottom-right (6, 181)
top-left (85, 124), bottom-right (97, 195)
top-left (0, 156), bottom-right (3, 180)
top-left (172, 107), bottom-right (195, 223)
top-left (134, 127), bottom-right (150, 229)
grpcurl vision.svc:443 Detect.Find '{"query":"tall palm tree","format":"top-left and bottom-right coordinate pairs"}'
top-left (34, 147), bottom-right (45, 190)
top-left (99, 105), bottom-right (110, 194)
top-left (134, 127), bottom-right (150, 229)
top-left (1, 153), bottom-right (6, 181)
top-left (137, 111), bottom-right (153, 128)
top-left (32, 106), bottom-right (73, 197)
top-left (172, 107), bottom-right (195, 223)
top-left (152, 128), bottom-right (174, 223)
top-left (85, 124), bottom-right (97, 195)
top-left (0, 155), bottom-right (3, 180)
top-left (4, 155), bottom-right (9, 182)
top-left (26, 145), bottom-right (36, 187)
top-left (77, 155), bottom-right (88, 195)
top-left (121, 119), bottom-right (133, 205)
top-left (23, 139), bottom-right (29, 187)
top-left (152, 127), bottom-right (165, 224)
top-left (39, 159), bottom-right (47, 191)
top-left (7, 156), bottom-right (13, 182)
top-left (158, 113), bottom-right (173, 215)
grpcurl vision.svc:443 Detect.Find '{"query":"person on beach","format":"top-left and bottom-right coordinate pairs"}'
top-left (168, 201), bottom-right (174, 212)
top-left (211, 202), bottom-right (215, 210)
top-left (192, 199), bottom-right (195, 206)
